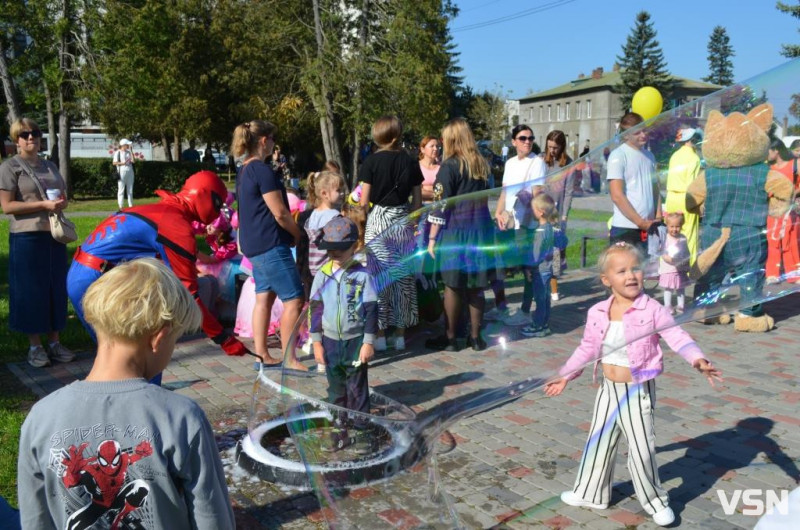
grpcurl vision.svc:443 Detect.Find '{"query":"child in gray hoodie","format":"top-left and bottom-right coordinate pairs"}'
top-left (308, 216), bottom-right (378, 451)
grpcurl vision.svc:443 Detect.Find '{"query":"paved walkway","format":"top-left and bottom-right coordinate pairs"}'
top-left (9, 261), bottom-right (800, 529)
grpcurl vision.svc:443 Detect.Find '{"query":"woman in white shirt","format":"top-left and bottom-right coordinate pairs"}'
top-left (486, 125), bottom-right (546, 325)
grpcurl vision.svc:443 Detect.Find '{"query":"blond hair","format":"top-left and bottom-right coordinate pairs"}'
top-left (372, 115), bottom-right (403, 151)
top-left (665, 211), bottom-right (685, 226)
top-left (441, 118), bottom-right (489, 181)
top-left (231, 120), bottom-right (276, 158)
top-left (314, 171), bottom-right (348, 207)
top-left (82, 258), bottom-right (201, 341)
top-left (596, 242), bottom-right (643, 273)
top-left (10, 118), bottom-right (41, 142)
top-left (532, 193), bottom-right (558, 225)
top-left (342, 203), bottom-right (367, 250)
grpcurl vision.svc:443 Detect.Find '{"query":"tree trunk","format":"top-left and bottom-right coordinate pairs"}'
top-left (162, 132), bottom-right (173, 162)
top-left (0, 39), bottom-right (21, 125)
top-left (44, 78), bottom-right (58, 165)
top-left (351, 125), bottom-right (359, 188)
top-left (311, 0), bottom-right (343, 168)
top-left (57, 0), bottom-right (72, 189)
top-left (58, 102), bottom-right (70, 190)
top-left (173, 130), bottom-right (181, 162)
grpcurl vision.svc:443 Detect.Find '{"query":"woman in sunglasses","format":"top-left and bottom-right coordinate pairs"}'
top-left (0, 118), bottom-right (75, 368)
top-left (487, 124), bottom-right (547, 326)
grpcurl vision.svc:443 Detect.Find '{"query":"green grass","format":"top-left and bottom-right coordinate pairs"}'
top-left (568, 208), bottom-right (613, 223)
top-left (0, 216), bottom-right (103, 508)
top-left (67, 196), bottom-right (160, 212)
top-left (564, 228), bottom-right (608, 271)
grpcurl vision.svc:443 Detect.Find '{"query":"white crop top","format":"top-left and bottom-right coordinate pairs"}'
top-left (602, 321), bottom-right (630, 367)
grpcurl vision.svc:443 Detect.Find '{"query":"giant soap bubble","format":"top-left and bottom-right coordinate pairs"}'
top-left (238, 59), bottom-right (800, 528)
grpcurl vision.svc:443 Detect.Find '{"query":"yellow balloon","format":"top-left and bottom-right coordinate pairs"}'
top-left (631, 86), bottom-right (663, 121)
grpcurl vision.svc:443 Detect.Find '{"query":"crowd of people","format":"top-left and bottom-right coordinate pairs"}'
top-left (3, 108), bottom-right (798, 528)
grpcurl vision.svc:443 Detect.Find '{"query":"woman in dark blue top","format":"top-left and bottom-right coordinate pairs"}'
top-left (232, 120), bottom-right (306, 370)
top-left (426, 118), bottom-right (493, 352)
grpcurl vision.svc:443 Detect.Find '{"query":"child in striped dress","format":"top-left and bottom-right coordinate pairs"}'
top-left (545, 242), bottom-right (722, 527)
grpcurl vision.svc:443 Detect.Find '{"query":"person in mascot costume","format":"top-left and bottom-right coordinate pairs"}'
top-left (67, 171), bottom-right (252, 359)
top-left (686, 103), bottom-right (794, 332)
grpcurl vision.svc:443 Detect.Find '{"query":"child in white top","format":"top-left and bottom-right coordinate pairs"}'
top-left (545, 242), bottom-right (721, 527)
top-left (658, 212), bottom-right (690, 314)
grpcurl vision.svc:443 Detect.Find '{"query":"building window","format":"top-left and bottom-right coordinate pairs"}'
top-left (576, 101), bottom-right (581, 119)
top-left (586, 100), bottom-right (592, 118)
top-left (547, 105), bottom-right (551, 121)
top-left (529, 107), bottom-right (534, 122)
top-left (557, 103), bottom-right (562, 121)
top-left (539, 106), bottom-right (543, 122)
top-left (565, 102), bottom-right (570, 121)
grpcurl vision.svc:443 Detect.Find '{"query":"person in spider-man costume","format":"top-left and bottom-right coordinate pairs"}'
top-left (61, 439), bottom-right (152, 530)
top-left (67, 171), bottom-right (251, 362)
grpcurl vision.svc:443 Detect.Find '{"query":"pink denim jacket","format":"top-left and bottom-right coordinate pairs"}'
top-left (559, 293), bottom-right (704, 384)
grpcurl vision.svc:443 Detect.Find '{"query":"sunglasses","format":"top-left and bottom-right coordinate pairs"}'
top-left (19, 130), bottom-right (43, 140)
top-left (515, 135), bottom-right (534, 142)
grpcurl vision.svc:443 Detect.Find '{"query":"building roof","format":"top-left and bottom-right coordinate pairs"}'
top-left (519, 70), bottom-right (721, 102)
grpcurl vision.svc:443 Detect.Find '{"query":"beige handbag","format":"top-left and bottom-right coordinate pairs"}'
top-left (16, 157), bottom-right (78, 244)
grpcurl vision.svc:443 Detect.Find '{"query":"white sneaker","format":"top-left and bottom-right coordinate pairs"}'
top-left (560, 490), bottom-right (608, 510)
top-left (27, 345), bottom-right (51, 368)
top-left (484, 306), bottom-right (508, 322)
top-left (551, 292), bottom-right (560, 302)
top-left (652, 506), bottom-right (675, 526)
top-left (316, 363), bottom-right (327, 374)
top-left (503, 309), bottom-right (530, 326)
top-left (394, 336), bottom-right (405, 351)
top-left (374, 336), bottom-right (387, 352)
top-left (301, 340), bottom-right (313, 355)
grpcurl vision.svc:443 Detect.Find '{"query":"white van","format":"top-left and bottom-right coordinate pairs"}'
top-left (782, 136), bottom-right (800, 149)
top-left (41, 133), bottom-right (154, 160)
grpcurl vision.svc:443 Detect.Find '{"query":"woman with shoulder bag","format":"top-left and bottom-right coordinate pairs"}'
top-left (0, 118), bottom-right (75, 367)
top-left (488, 124), bottom-right (547, 326)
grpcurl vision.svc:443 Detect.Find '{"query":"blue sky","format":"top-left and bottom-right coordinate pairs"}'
top-left (450, 0), bottom-right (798, 100)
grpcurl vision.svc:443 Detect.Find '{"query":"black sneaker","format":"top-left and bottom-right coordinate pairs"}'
top-left (468, 335), bottom-right (487, 351)
top-left (425, 335), bottom-right (459, 351)
top-left (321, 429), bottom-right (354, 453)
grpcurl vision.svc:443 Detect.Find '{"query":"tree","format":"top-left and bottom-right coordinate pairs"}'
top-left (615, 11), bottom-right (676, 112)
top-left (777, 1), bottom-right (800, 58)
top-left (790, 93), bottom-right (800, 128)
top-left (703, 26), bottom-right (735, 86)
top-left (468, 87), bottom-right (508, 152)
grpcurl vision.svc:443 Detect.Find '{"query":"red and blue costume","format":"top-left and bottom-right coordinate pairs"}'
top-left (67, 171), bottom-right (249, 358)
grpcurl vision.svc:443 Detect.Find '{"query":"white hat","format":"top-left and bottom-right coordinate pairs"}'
top-left (120, 138), bottom-right (132, 146)
top-left (675, 128), bottom-right (701, 143)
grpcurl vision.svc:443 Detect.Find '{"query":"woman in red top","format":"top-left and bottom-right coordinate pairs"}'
top-left (765, 139), bottom-right (800, 283)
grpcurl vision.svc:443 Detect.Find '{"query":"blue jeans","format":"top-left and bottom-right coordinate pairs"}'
top-left (530, 268), bottom-right (552, 328)
top-left (521, 274), bottom-right (534, 314)
top-left (250, 244), bottom-right (304, 301)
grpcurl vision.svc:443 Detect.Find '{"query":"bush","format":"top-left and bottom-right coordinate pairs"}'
top-left (69, 158), bottom-right (208, 198)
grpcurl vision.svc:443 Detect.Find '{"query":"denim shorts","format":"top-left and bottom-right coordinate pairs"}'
top-left (250, 244), bottom-right (304, 301)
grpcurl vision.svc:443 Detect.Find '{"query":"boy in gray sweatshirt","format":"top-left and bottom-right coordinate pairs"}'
top-left (18, 259), bottom-right (235, 530)
top-left (309, 217), bottom-right (378, 451)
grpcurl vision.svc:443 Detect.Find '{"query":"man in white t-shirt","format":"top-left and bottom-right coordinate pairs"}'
top-left (607, 113), bottom-right (661, 252)
top-left (501, 144), bottom-right (509, 162)
top-left (487, 125), bottom-right (546, 325)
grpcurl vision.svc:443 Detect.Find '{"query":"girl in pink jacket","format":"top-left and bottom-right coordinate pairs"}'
top-left (545, 242), bottom-right (722, 527)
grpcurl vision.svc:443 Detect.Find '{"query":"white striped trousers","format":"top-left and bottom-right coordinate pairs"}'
top-left (571, 377), bottom-right (669, 515)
